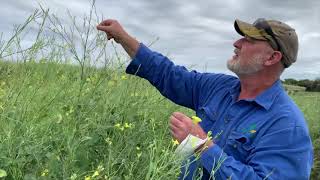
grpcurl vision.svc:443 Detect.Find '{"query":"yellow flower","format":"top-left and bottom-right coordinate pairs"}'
top-left (114, 123), bottom-right (121, 128)
top-left (124, 122), bottom-right (132, 129)
top-left (70, 173), bottom-right (77, 180)
top-left (121, 75), bottom-right (127, 80)
top-left (105, 137), bottom-right (112, 145)
top-left (191, 116), bottom-right (202, 124)
top-left (114, 123), bottom-right (125, 131)
top-left (60, 74), bottom-right (66, 80)
top-left (207, 131), bottom-right (213, 140)
top-left (130, 93), bottom-right (139, 97)
top-left (136, 146), bottom-right (141, 151)
top-left (57, 114), bottom-right (63, 124)
top-left (250, 130), bottom-right (257, 134)
top-left (41, 169), bottom-right (49, 177)
top-left (172, 139), bottom-right (179, 146)
top-left (97, 165), bottom-right (105, 171)
top-left (0, 169), bottom-right (7, 178)
top-left (92, 171), bottom-right (99, 178)
top-left (85, 176), bottom-right (91, 180)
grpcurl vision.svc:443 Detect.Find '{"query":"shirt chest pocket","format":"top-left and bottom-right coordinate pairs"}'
top-left (198, 106), bottom-right (217, 132)
top-left (224, 131), bottom-right (255, 163)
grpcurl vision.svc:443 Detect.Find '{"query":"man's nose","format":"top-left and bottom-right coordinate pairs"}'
top-left (233, 38), bottom-right (244, 49)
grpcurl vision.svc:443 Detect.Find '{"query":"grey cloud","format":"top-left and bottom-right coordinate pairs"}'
top-left (1, 0), bottom-right (319, 79)
top-left (0, 1), bottom-right (36, 36)
top-left (283, 57), bottom-right (320, 79)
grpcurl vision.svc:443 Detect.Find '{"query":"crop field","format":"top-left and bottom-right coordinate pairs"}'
top-left (290, 91), bottom-right (320, 180)
top-left (0, 61), bottom-right (319, 179)
top-left (0, 4), bottom-right (319, 179)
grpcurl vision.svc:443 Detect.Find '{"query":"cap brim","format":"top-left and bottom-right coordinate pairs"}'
top-left (234, 19), bottom-right (267, 40)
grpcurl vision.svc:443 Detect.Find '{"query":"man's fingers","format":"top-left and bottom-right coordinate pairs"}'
top-left (172, 112), bottom-right (190, 122)
top-left (169, 123), bottom-right (179, 132)
top-left (169, 112), bottom-right (194, 143)
top-left (170, 115), bottom-right (183, 127)
top-left (96, 25), bottom-right (111, 32)
top-left (96, 25), bottom-right (114, 40)
top-left (98, 19), bottom-right (114, 26)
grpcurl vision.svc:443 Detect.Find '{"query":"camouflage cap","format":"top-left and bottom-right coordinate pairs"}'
top-left (234, 18), bottom-right (298, 68)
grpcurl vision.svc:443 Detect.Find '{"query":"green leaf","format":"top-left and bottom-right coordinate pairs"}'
top-left (0, 169), bottom-right (7, 178)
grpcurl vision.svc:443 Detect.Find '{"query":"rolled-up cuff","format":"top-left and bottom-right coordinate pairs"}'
top-left (125, 43), bottom-right (152, 76)
top-left (200, 144), bottom-right (227, 174)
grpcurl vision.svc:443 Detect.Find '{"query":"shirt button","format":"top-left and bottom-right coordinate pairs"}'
top-left (224, 117), bottom-right (229, 123)
top-left (233, 144), bottom-right (237, 148)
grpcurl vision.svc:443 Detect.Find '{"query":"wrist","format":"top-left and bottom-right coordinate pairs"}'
top-left (120, 34), bottom-right (139, 58)
top-left (195, 139), bottom-right (214, 153)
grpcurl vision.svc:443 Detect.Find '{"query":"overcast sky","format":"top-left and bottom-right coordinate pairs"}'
top-left (1, 0), bottom-right (319, 79)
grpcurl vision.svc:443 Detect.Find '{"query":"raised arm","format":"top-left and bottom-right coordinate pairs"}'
top-left (97, 19), bottom-right (139, 58)
top-left (96, 19), bottom-right (234, 110)
top-left (97, 19), bottom-right (200, 109)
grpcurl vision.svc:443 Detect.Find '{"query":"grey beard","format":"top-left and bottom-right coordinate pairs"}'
top-left (227, 57), bottom-right (264, 75)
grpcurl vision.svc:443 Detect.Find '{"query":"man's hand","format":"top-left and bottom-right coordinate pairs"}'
top-left (169, 112), bottom-right (208, 143)
top-left (97, 19), bottom-right (128, 43)
top-left (96, 19), bottom-right (139, 58)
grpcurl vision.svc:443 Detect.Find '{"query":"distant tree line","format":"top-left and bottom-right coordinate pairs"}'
top-left (283, 78), bottom-right (320, 92)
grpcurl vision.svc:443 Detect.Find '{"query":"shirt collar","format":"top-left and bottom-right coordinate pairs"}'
top-left (229, 79), bottom-right (241, 101)
top-left (229, 79), bottom-right (283, 110)
top-left (253, 80), bottom-right (283, 110)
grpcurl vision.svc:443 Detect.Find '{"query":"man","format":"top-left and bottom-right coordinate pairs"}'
top-left (97, 18), bottom-right (313, 179)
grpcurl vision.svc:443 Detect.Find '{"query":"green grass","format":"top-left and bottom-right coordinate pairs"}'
top-left (290, 91), bottom-right (320, 180)
top-left (283, 84), bottom-right (306, 92)
top-left (0, 61), bottom-right (319, 179)
top-left (0, 61), bottom-right (186, 179)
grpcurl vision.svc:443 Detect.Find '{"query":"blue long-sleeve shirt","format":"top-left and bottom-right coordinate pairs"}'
top-left (125, 43), bottom-right (313, 179)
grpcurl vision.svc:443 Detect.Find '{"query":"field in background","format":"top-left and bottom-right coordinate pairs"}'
top-left (283, 84), bottom-right (306, 92)
top-left (0, 61), bottom-right (186, 179)
top-left (0, 61), bottom-right (319, 179)
top-left (0, 1), bottom-right (318, 179)
top-left (290, 91), bottom-right (320, 179)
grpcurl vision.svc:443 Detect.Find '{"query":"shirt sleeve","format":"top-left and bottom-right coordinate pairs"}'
top-left (126, 43), bottom-right (231, 110)
top-left (199, 126), bottom-right (313, 180)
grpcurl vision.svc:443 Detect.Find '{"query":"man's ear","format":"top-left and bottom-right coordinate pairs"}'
top-left (264, 51), bottom-right (282, 66)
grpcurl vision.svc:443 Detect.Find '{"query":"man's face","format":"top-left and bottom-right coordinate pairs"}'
top-left (227, 37), bottom-right (273, 75)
